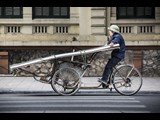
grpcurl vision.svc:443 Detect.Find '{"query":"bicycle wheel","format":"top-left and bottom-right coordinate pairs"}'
top-left (51, 67), bottom-right (81, 96)
top-left (113, 64), bottom-right (143, 96)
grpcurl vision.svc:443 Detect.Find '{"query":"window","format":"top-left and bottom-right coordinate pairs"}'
top-left (34, 7), bottom-right (49, 17)
top-left (0, 7), bottom-right (23, 18)
top-left (0, 7), bottom-right (2, 16)
top-left (33, 7), bottom-right (70, 19)
top-left (117, 7), bottom-right (155, 19)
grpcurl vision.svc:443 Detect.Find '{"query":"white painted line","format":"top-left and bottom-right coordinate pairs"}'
top-left (0, 100), bottom-right (140, 103)
top-left (0, 96), bottom-right (135, 100)
top-left (0, 110), bottom-right (151, 113)
top-left (0, 111), bottom-right (44, 113)
top-left (0, 104), bottom-right (146, 108)
top-left (45, 110), bottom-right (121, 113)
top-left (121, 111), bottom-right (151, 113)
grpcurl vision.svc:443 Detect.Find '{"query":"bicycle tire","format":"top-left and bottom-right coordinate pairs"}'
top-left (51, 67), bottom-right (81, 96)
top-left (113, 64), bottom-right (143, 96)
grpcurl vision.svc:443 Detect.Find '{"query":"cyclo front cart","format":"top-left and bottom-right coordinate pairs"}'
top-left (10, 44), bottom-right (143, 96)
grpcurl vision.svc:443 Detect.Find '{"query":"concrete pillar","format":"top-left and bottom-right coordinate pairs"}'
top-left (0, 26), bottom-right (5, 34)
top-left (23, 7), bottom-right (32, 21)
top-left (106, 7), bottom-right (111, 36)
top-left (70, 7), bottom-right (79, 20)
top-left (155, 25), bottom-right (160, 34)
top-left (48, 26), bottom-right (54, 34)
top-left (21, 25), bottom-right (33, 34)
top-left (21, 7), bottom-right (33, 34)
top-left (79, 7), bottom-right (91, 36)
top-left (133, 26), bottom-right (138, 34)
top-left (110, 7), bottom-right (116, 21)
top-left (155, 7), bottom-right (160, 20)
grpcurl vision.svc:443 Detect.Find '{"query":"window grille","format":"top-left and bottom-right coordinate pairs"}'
top-left (139, 26), bottom-right (154, 33)
top-left (33, 26), bottom-right (48, 33)
top-left (119, 26), bottom-right (133, 33)
top-left (55, 26), bottom-right (68, 33)
top-left (6, 26), bottom-right (21, 33)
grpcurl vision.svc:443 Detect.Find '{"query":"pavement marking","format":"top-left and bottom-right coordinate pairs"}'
top-left (0, 96), bottom-right (136, 100)
top-left (0, 94), bottom-right (148, 113)
top-left (0, 110), bottom-right (121, 113)
top-left (0, 111), bottom-right (44, 113)
top-left (45, 110), bottom-right (122, 113)
top-left (0, 110), bottom-right (151, 113)
top-left (45, 110), bottom-right (150, 113)
top-left (121, 111), bottom-right (151, 113)
top-left (0, 99), bottom-right (140, 103)
top-left (0, 104), bottom-right (146, 108)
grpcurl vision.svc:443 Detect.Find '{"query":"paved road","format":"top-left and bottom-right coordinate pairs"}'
top-left (0, 93), bottom-right (160, 113)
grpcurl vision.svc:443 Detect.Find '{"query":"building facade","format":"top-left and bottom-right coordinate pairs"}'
top-left (0, 7), bottom-right (160, 76)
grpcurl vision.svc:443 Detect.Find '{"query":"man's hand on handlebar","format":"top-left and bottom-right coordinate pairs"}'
top-left (109, 42), bottom-right (114, 47)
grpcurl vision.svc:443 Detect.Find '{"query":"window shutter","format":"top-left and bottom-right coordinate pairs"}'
top-left (145, 7), bottom-right (152, 16)
top-left (137, 7), bottom-right (144, 17)
top-left (53, 7), bottom-right (60, 16)
top-left (5, 7), bottom-right (13, 16)
top-left (35, 7), bottom-right (42, 16)
top-left (0, 7), bottom-right (1, 16)
top-left (13, 7), bottom-right (20, 15)
top-left (43, 7), bottom-right (49, 16)
top-left (119, 7), bottom-right (126, 16)
top-left (127, 7), bottom-right (134, 16)
top-left (61, 7), bottom-right (67, 16)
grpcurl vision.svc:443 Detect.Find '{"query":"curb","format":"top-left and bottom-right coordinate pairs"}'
top-left (0, 90), bottom-right (160, 95)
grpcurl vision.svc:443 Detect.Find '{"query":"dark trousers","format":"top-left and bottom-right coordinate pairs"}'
top-left (102, 56), bottom-right (121, 83)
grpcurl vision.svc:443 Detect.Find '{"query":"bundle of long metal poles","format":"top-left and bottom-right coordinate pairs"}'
top-left (10, 44), bottom-right (120, 70)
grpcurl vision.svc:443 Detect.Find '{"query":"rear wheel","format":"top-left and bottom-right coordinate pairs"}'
top-left (113, 64), bottom-right (143, 96)
top-left (51, 67), bottom-right (81, 96)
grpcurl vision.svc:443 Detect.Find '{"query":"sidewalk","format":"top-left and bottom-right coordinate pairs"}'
top-left (0, 75), bottom-right (160, 94)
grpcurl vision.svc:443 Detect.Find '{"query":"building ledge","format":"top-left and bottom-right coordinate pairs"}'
top-left (122, 34), bottom-right (160, 46)
top-left (0, 34), bottom-right (160, 46)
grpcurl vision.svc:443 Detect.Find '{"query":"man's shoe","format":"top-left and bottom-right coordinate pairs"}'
top-left (102, 83), bottom-right (109, 88)
top-left (98, 78), bottom-right (108, 85)
top-left (98, 78), bottom-right (109, 88)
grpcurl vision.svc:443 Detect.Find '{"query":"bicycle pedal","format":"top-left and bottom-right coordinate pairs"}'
top-left (109, 87), bottom-right (113, 92)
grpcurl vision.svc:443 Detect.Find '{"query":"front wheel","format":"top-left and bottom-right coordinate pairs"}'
top-left (113, 64), bottom-right (143, 96)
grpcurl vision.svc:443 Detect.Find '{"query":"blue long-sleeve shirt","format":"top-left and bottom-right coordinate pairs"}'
top-left (108, 33), bottom-right (126, 59)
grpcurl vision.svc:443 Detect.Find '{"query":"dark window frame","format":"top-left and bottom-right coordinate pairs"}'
top-left (0, 7), bottom-right (23, 18)
top-left (32, 7), bottom-right (70, 19)
top-left (117, 7), bottom-right (155, 19)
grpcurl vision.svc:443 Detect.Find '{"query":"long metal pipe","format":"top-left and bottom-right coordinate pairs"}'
top-left (10, 44), bottom-right (120, 70)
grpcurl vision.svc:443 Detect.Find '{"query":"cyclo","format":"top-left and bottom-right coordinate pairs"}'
top-left (10, 44), bottom-right (143, 96)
